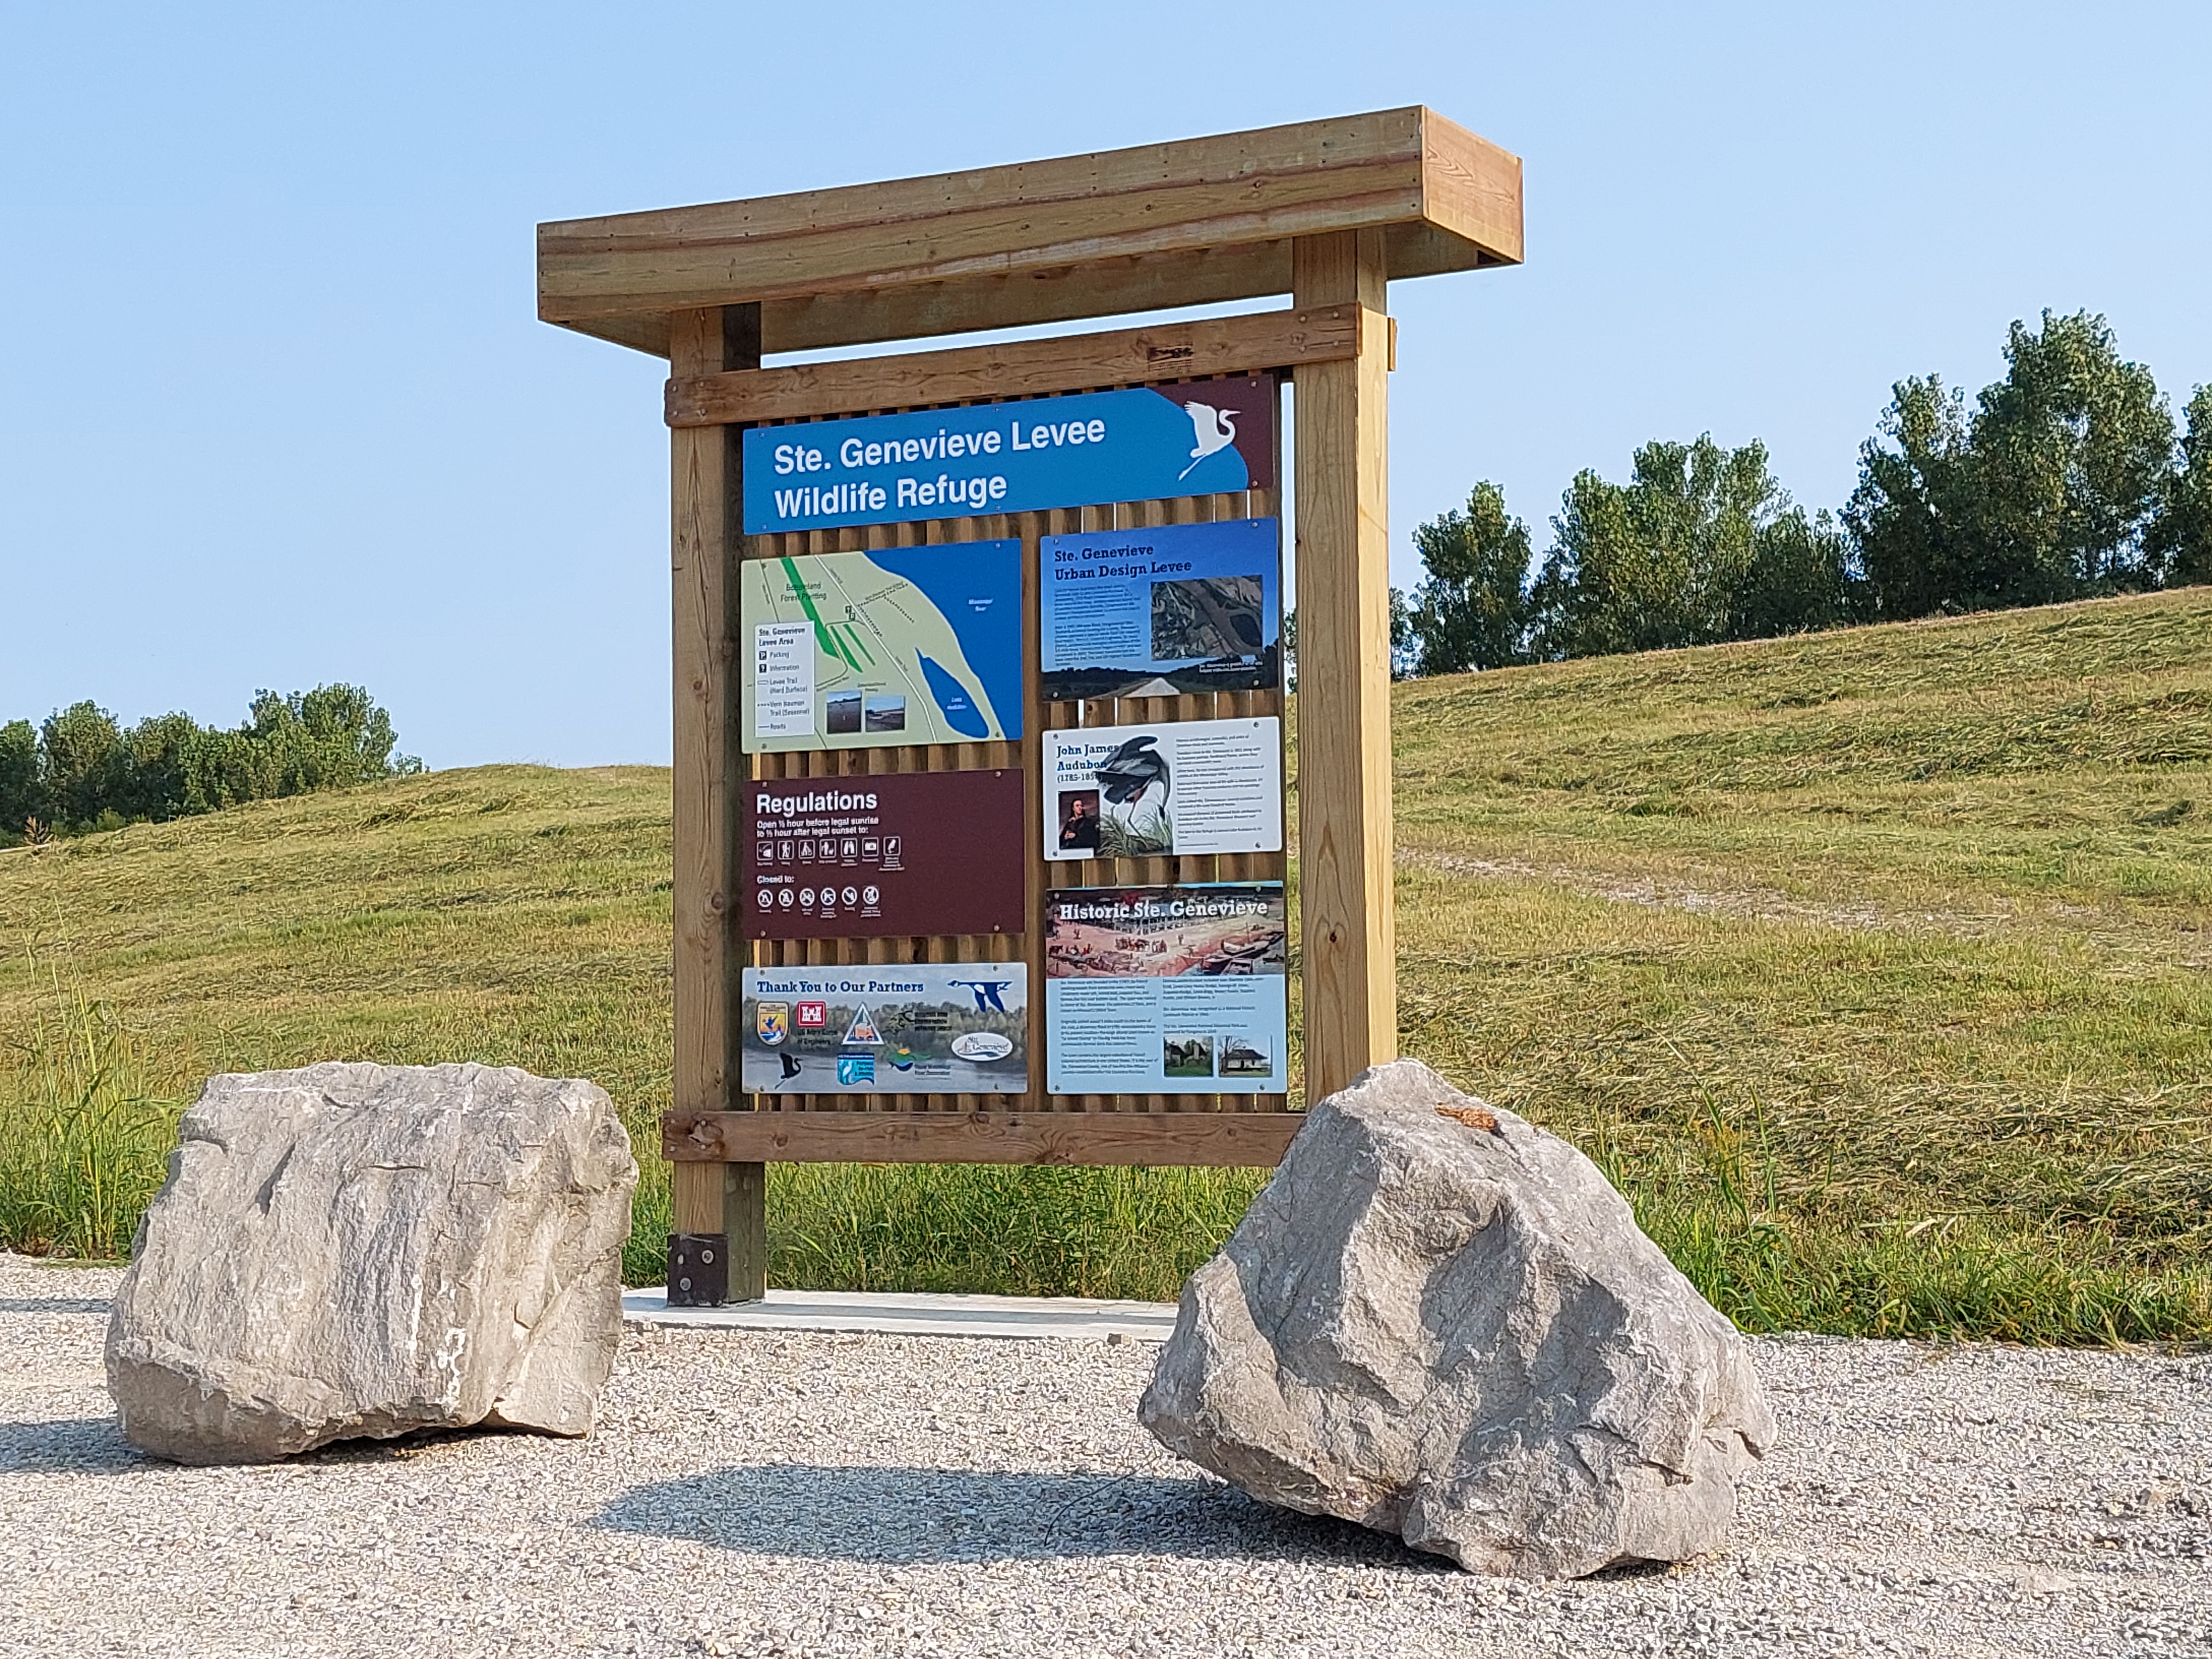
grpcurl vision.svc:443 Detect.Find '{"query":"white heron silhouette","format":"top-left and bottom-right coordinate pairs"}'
top-left (1179, 401), bottom-right (1238, 479)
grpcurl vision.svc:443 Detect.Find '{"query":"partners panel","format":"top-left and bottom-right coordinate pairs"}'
top-left (742, 964), bottom-right (1030, 1096)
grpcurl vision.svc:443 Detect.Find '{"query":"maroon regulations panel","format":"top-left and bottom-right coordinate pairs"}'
top-left (742, 768), bottom-right (1025, 940)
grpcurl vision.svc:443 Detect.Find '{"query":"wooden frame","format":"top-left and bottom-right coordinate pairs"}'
top-left (665, 307), bottom-right (1364, 428)
top-left (538, 107), bottom-right (1523, 1303)
top-left (666, 1110), bottom-right (1305, 1168)
top-left (542, 107), bottom-right (1520, 358)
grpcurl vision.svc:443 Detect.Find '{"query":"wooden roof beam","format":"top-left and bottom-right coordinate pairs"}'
top-left (538, 107), bottom-right (1521, 358)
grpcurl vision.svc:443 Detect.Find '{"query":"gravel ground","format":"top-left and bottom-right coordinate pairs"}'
top-left (4, 1253), bottom-right (2207, 1658)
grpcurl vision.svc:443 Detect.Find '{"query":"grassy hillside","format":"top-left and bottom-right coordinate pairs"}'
top-left (4, 588), bottom-right (2208, 1339)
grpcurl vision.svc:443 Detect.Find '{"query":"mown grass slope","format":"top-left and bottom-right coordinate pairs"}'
top-left (3, 588), bottom-right (2208, 1338)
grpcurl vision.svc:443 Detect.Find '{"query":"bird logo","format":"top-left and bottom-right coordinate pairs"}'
top-left (949, 979), bottom-right (1013, 1014)
top-left (1179, 401), bottom-right (1239, 479)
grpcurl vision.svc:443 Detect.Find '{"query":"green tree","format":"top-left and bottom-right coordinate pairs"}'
top-left (176, 684), bottom-right (417, 809)
top-left (1389, 586), bottom-right (1416, 679)
top-left (1844, 376), bottom-right (1983, 617)
top-left (7, 684), bottom-right (418, 835)
top-left (40, 702), bottom-right (128, 830)
top-left (2149, 384), bottom-right (2212, 587)
top-left (1407, 482), bottom-right (1533, 674)
top-left (1850, 311), bottom-right (2174, 615)
top-left (1731, 508), bottom-right (1862, 639)
top-left (178, 726), bottom-right (272, 813)
top-left (1533, 435), bottom-right (1781, 658)
top-left (241, 684), bottom-right (418, 796)
top-left (1975, 310), bottom-right (2172, 596)
top-left (119, 711), bottom-right (207, 822)
top-left (0, 719), bottom-right (41, 843)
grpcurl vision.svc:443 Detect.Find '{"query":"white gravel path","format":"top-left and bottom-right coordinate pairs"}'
top-left (3, 1252), bottom-right (2206, 1658)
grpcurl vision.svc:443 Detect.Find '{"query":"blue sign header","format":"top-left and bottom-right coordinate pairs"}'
top-left (742, 377), bottom-right (1275, 534)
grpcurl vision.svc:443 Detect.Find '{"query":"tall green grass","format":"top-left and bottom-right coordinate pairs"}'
top-left (3, 591), bottom-right (2210, 1342)
top-left (765, 1163), bottom-right (1271, 1302)
top-left (1582, 1062), bottom-right (2212, 1343)
top-left (0, 941), bottom-right (180, 1261)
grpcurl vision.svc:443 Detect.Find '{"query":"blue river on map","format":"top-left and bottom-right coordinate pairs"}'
top-left (861, 540), bottom-right (1024, 736)
top-left (916, 653), bottom-right (990, 737)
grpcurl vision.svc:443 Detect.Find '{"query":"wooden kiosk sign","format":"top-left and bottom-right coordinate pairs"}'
top-left (537, 107), bottom-right (1523, 1303)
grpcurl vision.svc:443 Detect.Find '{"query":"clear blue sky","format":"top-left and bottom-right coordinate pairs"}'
top-left (4, 3), bottom-right (2206, 768)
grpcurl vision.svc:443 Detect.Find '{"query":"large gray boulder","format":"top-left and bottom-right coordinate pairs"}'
top-left (1140, 1059), bottom-right (1774, 1578)
top-left (107, 1062), bottom-right (637, 1464)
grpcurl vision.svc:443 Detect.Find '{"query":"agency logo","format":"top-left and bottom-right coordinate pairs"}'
top-left (837, 1053), bottom-right (876, 1086)
top-left (1179, 399), bottom-right (1239, 479)
top-left (843, 1005), bottom-right (882, 1046)
top-left (795, 1000), bottom-right (828, 1029)
top-left (951, 1030), bottom-right (1014, 1062)
top-left (755, 1001), bottom-right (790, 1047)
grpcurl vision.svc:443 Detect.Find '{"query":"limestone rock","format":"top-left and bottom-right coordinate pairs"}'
top-left (1139, 1059), bottom-right (1774, 1578)
top-left (107, 1062), bottom-right (637, 1464)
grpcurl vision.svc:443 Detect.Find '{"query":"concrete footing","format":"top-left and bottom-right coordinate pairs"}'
top-left (621, 1286), bottom-right (1177, 1342)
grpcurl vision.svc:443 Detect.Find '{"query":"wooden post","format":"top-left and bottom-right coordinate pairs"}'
top-left (1292, 229), bottom-right (1397, 1104)
top-left (668, 302), bottom-right (766, 1301)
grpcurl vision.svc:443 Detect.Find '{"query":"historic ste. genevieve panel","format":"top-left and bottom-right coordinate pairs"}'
top-left (741, 542), bottom-right (1023, 752)
top-left (742, 769), bottom-right (1025, 940)
top-left (1043, 885), bottom-right (1288, 1095)
top-left (743, 377), bottom-right (1276, 534)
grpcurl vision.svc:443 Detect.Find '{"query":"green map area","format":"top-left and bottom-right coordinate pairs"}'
top-left (739, 545), bottom-right (1020, 752)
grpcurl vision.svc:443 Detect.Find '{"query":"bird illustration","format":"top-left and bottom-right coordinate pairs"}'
top-left (1093, 733), bottom-right (1173, 856)
top-left (1179, 401), bottom-right (1238, 479)
top-left (1095, 734), bottom-right (1169, 805)
top-left (950, 979), bottom-right (1013, 1014)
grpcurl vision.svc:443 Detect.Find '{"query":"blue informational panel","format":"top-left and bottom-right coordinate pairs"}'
top-left (742, 377), bottom-right (1275, 534)
top-left (1043, 884), bottom-right (1288, 1095)
top-left (1040, 518), bottom-right (1281, 700)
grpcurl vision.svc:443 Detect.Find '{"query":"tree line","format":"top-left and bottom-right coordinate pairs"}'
top-left (0, 685), bottom-right (420, 847)
top-left (1395, 310), bottom-right (2212, 675)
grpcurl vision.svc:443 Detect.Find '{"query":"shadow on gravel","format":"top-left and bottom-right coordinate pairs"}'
top-left (0, 1297), bottom-right (112, 1315)
top-left (0, 1416), bottom-right (141, 1474)
top-left (593, 1463), bottom-right (1450, 1569)
top-left (3, 1415), bottom-right (555, 1476)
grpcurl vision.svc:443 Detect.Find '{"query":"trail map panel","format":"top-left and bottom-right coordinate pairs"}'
top-left (742, 964), bottom-right (1029, 1095)
top-left (740, 541), bottom-right (1022, 752)
top-left (743, 769), bottom-right (1024, 939)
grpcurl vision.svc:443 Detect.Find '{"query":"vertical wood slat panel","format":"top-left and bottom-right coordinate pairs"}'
top-left (1021, 506), bottom-right (1050, 1113)
top-left (730, 375), bottom-right (1291, 1126)
top-left (1032, 409), bottom-right (1284, 1115)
